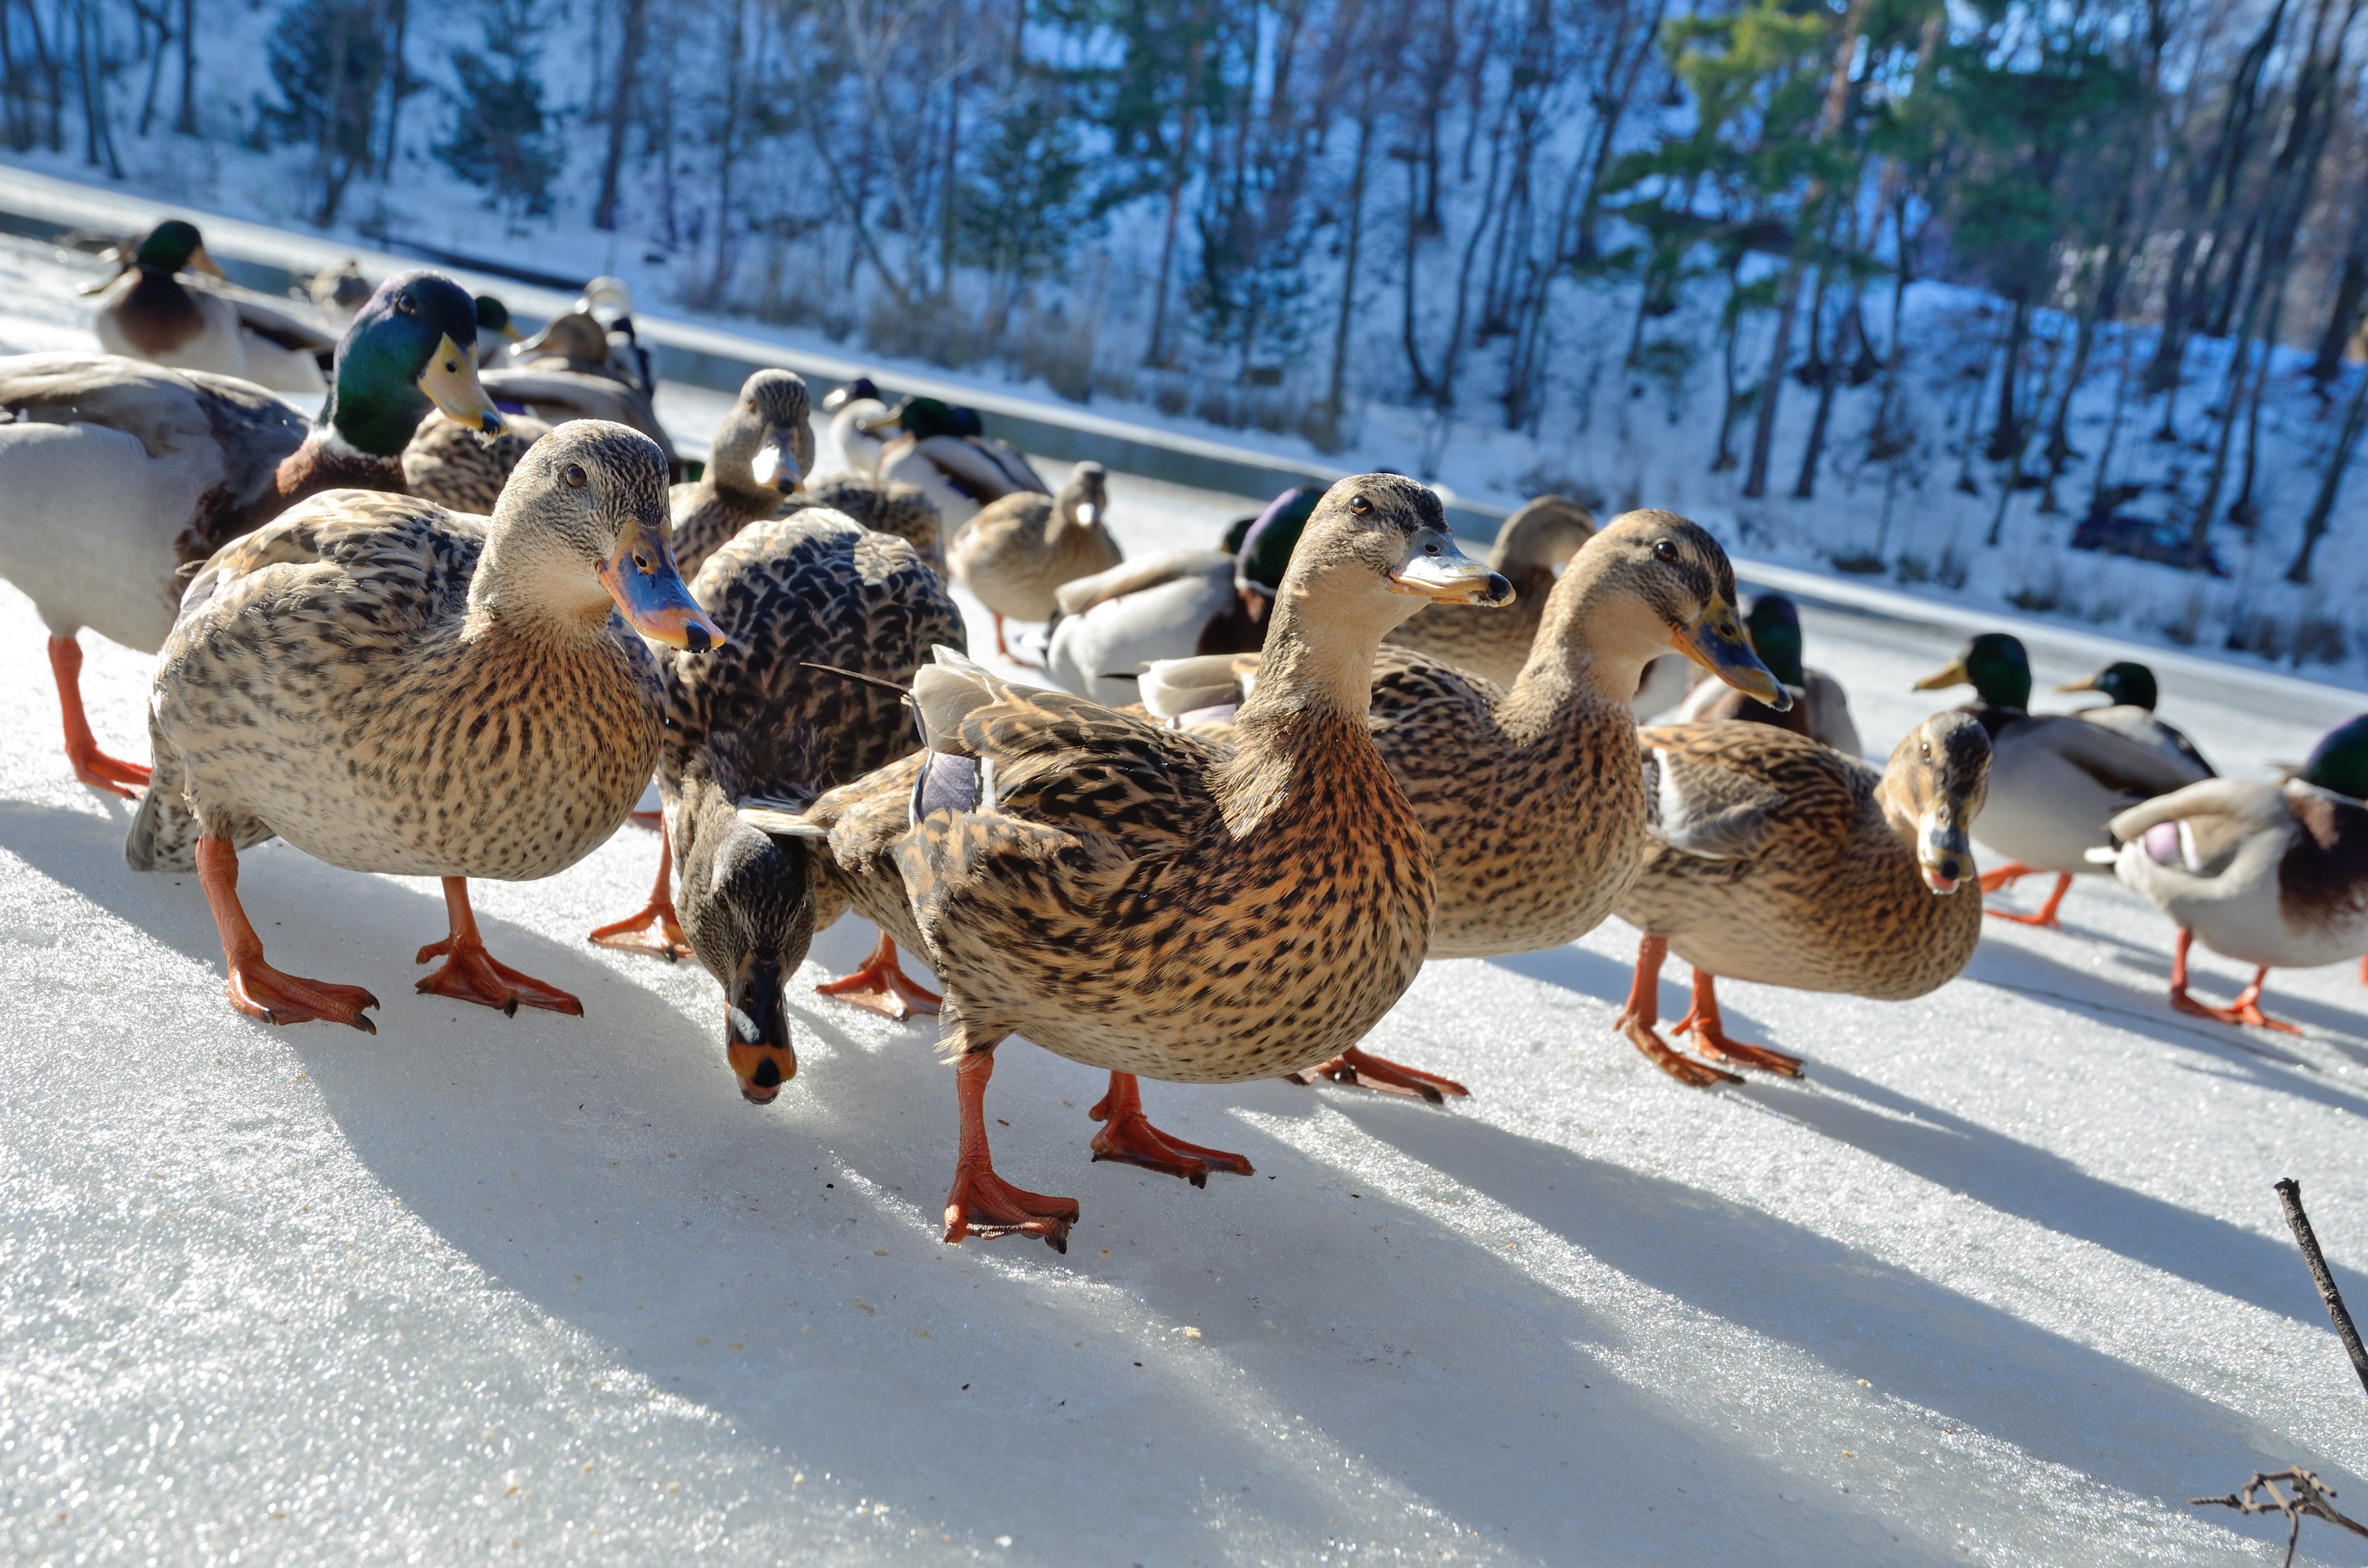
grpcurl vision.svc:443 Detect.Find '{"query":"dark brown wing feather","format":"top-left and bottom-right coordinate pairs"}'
top-left (2281, 789), bottom-right (2368, 933)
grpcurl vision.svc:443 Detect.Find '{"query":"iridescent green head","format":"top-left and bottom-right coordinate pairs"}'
top-left (1743, 592), bottom-right (1805, 689)
top-left (326, 270), bottom-right (504, 456)
top-left (134, 219), bottom-right (217, 276)
top-left (1236, 486), bottom-right (1324, 596)
top-left (2060, 661), bottom-right (2158, 710)
top-left (2302, 716), bottom-right (2368, 801)
top-left (1913, 632), bottom-right (2032, 711)
top-left (882, 396), bottom-right (984, 441)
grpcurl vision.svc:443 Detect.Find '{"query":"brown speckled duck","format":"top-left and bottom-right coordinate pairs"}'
top-left (791, 475), bottom-right (1511, 1250)
top-left (1382, 494), bottom-right (1595, 683)
top-left (128, 423), bottom-right (722, 1030)
top-left (799, 472), bottom-right (946, 574)
top-left (1613, 712), bottom-right (1991, 1085)
top-left (948, 461), bottom-right (1121, 659)
top-left (669, 369), bottom-right (815, 579)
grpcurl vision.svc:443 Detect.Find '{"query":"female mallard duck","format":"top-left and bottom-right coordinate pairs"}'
top-left (790, 476), bottom-right (1510, 1248)
top-left (1135, 510), bottom-right (1786, 1099)
top-left (1612, 712), bottom-right (1992, 1084)
top-left (1381, 494), bottom-right (1595, 682)
top-left (1043, 485), bottom-right (1319, 707)
top-left (1672, 591), bottom-right (1862, 755)
top-left (127, 423), bottom-right (721, 1029)
top-left (311, 259), bottom-right (371, 324)
top-left (865, 396), bottom-right (1049, 533)
top-left (479, 312), bottom-right (674, 465)
top-left (589, 511), bottom-right (962, 1099)
top-left (1, 269), bottom-right (506, 796)
top-left (2090, 715), bottom-right (2368, 1032)
top-left (91, 220), bottom-right (338, 395)
top-left (800, 473), bottom-right (945, 574)
top-left (2055, 660), bottom-right (2214, 774)
top-left (948, 461), bottom-right (1120, 659)
top-left (668, 369), bottom-right (815, 579)
top-left (1913, 632), bottom-right (2208, 928)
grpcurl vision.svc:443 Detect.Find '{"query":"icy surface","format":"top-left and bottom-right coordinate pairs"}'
top-left (4, 234), bottom-right (2368, 1567)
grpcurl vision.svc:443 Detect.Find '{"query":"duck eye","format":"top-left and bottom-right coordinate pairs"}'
top-left (1349, 494), bottom-right (1371, 515)
top-left (393, 294), bottom-right (417, 314)
top-left (563, 463), bottom-right (588, 489)
top-left (632, 551), bottom-right (654, 573)
top-left (1653, 539), bottom-right (1678, 561)
top-left (1423, 540), bottom-right (1442, 555)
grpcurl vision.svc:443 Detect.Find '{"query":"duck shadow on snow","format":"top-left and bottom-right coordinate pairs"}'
top-left (0, 797), bottom-right (2344, 1559)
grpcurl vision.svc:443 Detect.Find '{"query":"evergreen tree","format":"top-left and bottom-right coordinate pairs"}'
top-left (436, 0), bottom-right (558, 223)
top-left (257, 0), bottom-right (395, 224)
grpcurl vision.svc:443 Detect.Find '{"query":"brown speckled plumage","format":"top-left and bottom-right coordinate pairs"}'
top-left (1384, 495), bottom-right (1594, 683)
top-left (402, 408), bottom-right (554, 513)
top-left (796, 472), bottom-right (944, 572)
top-left (670, 370), bottom-right (816, 579)
top-left (947, 461), bottom-right (1121, 622)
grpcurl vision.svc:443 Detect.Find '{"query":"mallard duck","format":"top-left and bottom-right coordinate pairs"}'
top-left (1912, 632), bottom-right (2208, 928)
top-left (799, 472), bottom-right (945, 573)
top-left (2089, 715), bottom-right (2368, 1032)
top-left (2056, 660), bottom-right (2214, 774)
top-left (823, 377), bottom-right (889, 475)
top-left (1382, 494), bottom-right (1595, 682)
top-left (472, 294), bottom-right (525, 364)
top-left (947, 461), bottom-right (1120, 659)
top-left (1672, 591), bottom-right (1862, 755)
top-left (0, 269), bottom-right (506, 797)
top-left (481, 312), bottom-right (674, 465)
top-left (1042, 485), bottom-right (1319, 707)
top-left (589, 512), bottom-right (962, 1099)
top-left (789, 475), bottom-right (1510, 1249)
top-left (401, 409), bottom-right (555, 514)
top-left (1611, 712), bottom-right (1992, 1083)
top-left (310, 259), bottom-right (371, 324)
top-left (127, 423), bottom-right (721, 1029)
top-left (865, 396), bottom-right (1049, 533)
top-left (90, 220), bottom-right (337, 394)
top-left (668, 369), bottom-right (814, 580)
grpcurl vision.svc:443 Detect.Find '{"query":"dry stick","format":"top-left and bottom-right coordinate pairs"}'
top-left (2191, 1470), bottom-right (2368, 1568)
top-left (2275, 1176), bottom-right (2368, 1402)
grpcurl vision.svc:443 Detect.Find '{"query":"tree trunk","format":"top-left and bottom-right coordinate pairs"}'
top-left (2310, 196), bottom-right (2368, 382)
top-left (1985, 295), bottom-right (2030, 460)
top-left (172, 0), bottom-right (191, 134)
top-left (1325, 114), bottom-right (1372, 432)
top-left (2287, 355), bottom-right (2368, 581)
top-left (594, 0), bottom-right (649, 232)
top-left (378, 0), bottom-right (408, 180)
top-left (1792, 286), bottom-right (1857, 499)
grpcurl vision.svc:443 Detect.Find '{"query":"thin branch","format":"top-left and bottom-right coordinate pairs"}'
top-left (2274, 1177), bottom-right (2368, 1402)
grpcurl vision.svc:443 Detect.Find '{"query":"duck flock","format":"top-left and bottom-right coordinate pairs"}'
top-left (4, 221), bottom-right (2366, 1256)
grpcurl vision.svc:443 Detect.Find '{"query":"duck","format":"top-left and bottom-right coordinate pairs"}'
top-left (1042, 485), bottom-right (1320, 708)
top-left (1381, 494), bottom-right (1595, 682)
top-left (589, 511), bottom-right (962, 1099)
top-left (401, 407), bottom-right (555, 514)
top-left (310, 259), bottom-right (371, 324)
top-left (1613, 711), bottom-right (1992, 1084)
top-left (823, 376), bottom-right (890, 475)
top-left (1671, 591), bottom-right (1862, 755)
top-left (127, 422), bottom-right (722, 1029)
top-left (947, 461), bottom-right (1120, 660)
top-left (2055, 660), bottom-right (2214, 774)
top-left (481, 313), bottom-right (675, 466)
top-left (472, 294), bottom-right (525, 364)
top-left (0, 268), bottom-right (507, 797)
top-left (866, 396), bottom-right (1049, 533)
top-left (799, 472), bottom-right (946, 574)
top-left (1912, 631), bottom-right (2208, 928)
top-left (786, 475), bottom-right (1511, 1249)
top-left (90, 219), bottom-right (337, 394)
top-left (1133, 509), bottom-right (1787, 1100)
top-left (667, 369), bottom-right (814, 580)
top-left (2089, 714), bottom-right (2368, 1032)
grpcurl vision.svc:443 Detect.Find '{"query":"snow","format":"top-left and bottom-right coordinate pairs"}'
top-left (5, 226), bottom-right (2368, 1567)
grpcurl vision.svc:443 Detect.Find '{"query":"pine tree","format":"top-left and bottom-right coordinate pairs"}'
top-left (257, 0), bottom-right (396, 224)
top-left (436, 0), bottom-right (558, 224)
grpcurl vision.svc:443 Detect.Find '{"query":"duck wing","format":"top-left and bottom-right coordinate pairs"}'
top-left (174, 490), bottom-right (483, 635)
top-left (2010, 712), bottom-right (2212, 798)
top-left (911, 434), bottom-right (1048, 503)
top-left (1638, 721), bottom-right (1864, 862)
top-left (229, 297), bottom-right (338, 359)
top-left (479, 369), bottom-right (674, 458)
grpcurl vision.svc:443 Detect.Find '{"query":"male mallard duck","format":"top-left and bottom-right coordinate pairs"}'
top-left (1042, 485), bottom-right (1319, 707)
top-left (1672, 591), bottom-right (1862, 755)
top-left (947, 461), bottom-right (1120, 659)
top-left (472, 294), bottom-right (525, 364)
top-left (799, 473), bottom-right (945, 573)
top-left (90, 220), bottom-right (337, 394)
top-left (789, 475), bottom-right (1510, 1248)
top-left (1, 269), bottom-right (506, 796)
top-left (589, 512), bottom-right (961, 1099)
top-left (1382, 494), bottom-right (1595, 682)
top-left (127, 423), bottom-right (721, 1029)
top-left (668, 369), bottom-right (814, 580)
top-left (1612, 712), bottom-right (1992, 1083)
top-left (1912, 632), bottom-right (2208, 928)
top-left (865, 397), bottom-right (1048, 533)
top-left (2056, 660), bottom-right (2214, 774)
top-left (2090, 715), bottom-right (2368, 1032)
top-left (823, 377), bottom-right (889, 475)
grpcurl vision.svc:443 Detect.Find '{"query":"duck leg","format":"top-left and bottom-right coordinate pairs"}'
top-left (197, 834), bottom-right (378, 1031)
top-left (1985, 870), bottom-right (2071, 928)
top-left (1615, 934), bottom-right (1741, 1087)
top-left (2169, 929), bottom-right (2299, 1034)
top-left (51, 634), bottom-right (149, 797)
top-left (417, 877), bottom-right (583, 1017)
top-left (1978, 861), bottom-right (2034, 893)
top-left (1671, 968), bottom-right (1803, 1077)
top-left (1286, 1048), bottom-right (1469, 1103)
top-left (814, 930), bottom-right (942, 1018)
top-left (944, 1048), bottom-right (1077, 1251)
top-left (1089, 1072), bottom-right (1254, 1185)
top-left (589, 837), bottom-right (691, 961)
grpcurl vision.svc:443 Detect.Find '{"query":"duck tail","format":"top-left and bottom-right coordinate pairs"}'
top-left (125, 738), bottom-right (199, 873)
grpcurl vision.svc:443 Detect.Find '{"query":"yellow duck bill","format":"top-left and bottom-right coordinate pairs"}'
top-left (1675, 597), bottom-right (1788, 708)
top-left (1389, 529), bottom-right (1514, 606)
top-left (415, 333), bottom-right (506, 435)
top-left (1911, 658), bottom-right (1969, 692)
top-left (598, 518), bottom-right (725, 651)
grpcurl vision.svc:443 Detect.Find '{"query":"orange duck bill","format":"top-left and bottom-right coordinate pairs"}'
top-left (596, 517), bottom-right (725, 651)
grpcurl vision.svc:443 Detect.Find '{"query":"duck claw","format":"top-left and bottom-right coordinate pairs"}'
top-left (1617, 1016), bottom-right (1742, 1088)
top-left (944, 1166), bottom-right (1079, 1251)
top-left (227, 959), bottom-right (379, 1033)
top-left (1287, 1046), bottom-right (1468, 1103)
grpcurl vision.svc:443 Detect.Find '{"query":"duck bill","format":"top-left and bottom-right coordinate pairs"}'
top-left (1912, 657), bottom-right (1970, 692)
top-left (498, 321), bottom-right (525, 344)
top-left (1076, 501), bottom-right (1100, 529)
top-left (1917, 799), bottom-right (1976, 893)
top-left (187, 243), bottom-right (229, 280)
top-left (1389, 529), bottom-right (1514, 606)
top-left (1675, 597), bottom-right (1788, 709)
top-left (856, 408), bottom-right (906, 435)
top-left (2053, 674), bottom-right (2100, 693)
top-left (725, 957), bottom-right (796, 1105)
top-left (750, 429), bottom-right (806, 494)
top-left (416, 334), bottom-right (505, 435)
top-left (597, 518), bottom-right (725, 651)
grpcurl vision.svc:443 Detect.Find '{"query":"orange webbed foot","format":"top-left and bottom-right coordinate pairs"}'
top-left (2172, 987), bottom-right (2300, 1035)
top-left (945, 1167), bottom-right (1080, 1252)
top-left (1984, 871), bottom-right (2070, 928)
top-left (1673, 1011), bottom-right (1803, 1077)
top-left (1089, 1074), bottom-right (1253, 1187)
top-left (1287, 1046), bottom-right (1468, 1103)
top-left (815, 933), bottom-right (942, 1019)
top-left (69, 747), bottom-right (150, 799)
top-left (1617, 1016), bottom-right (1743, 1087)
top-left (589, 898), bottom-right (691, 962)
top-left (416, 933), bottom-right (583, 1017)
top-left (227, 958), bottom-right (379, 1033)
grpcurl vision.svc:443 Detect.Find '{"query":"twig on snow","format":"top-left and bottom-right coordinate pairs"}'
top-left (2190, 1469), bottom-right (2368, 1568)
top-left (2274, 1176), bottom-right (2368, 1403)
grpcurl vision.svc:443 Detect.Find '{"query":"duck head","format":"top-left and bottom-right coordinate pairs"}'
top-left (2057, 660), bottom-right (2158, 711)
top-left (476, 422), bottom-right (724, 649)
top-left (1549, 510), bottom-right (1787, 707)
top-left (1279, 475), bottom-right (1510, 631)
top-left (1054, 461), bottom-right (1111, 538)
top-left (674, 769), bottom-right (817, 1106)
top-left (2302, 715), bottom-right (2368, 802)
top-left (514, 311), bottom-right (613, 369)
top-left (712, 369), bottom-right (814, 501)
top-left (325, 270), bottom-right (504, 456)
top-left (822, 375), bottom-right (880, 414)
top-left (133, 219), bottom-right (224, 279)
top-left (1880, 711), bottom-right (1992, 892)
top-left (1490, 495), bottom-right (1597, 577)
top-left (1742, 592), bottom-right (1806, 689)
top-left (473, 293), bottom-right (524, 358)
top-left (864, 396), bottom-right (984, 441)
top-left (1913, 632), bottom-right (2032, 710)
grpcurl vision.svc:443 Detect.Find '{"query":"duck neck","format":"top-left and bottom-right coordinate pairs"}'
top-left (274, 426), bottom-right (409, 506)
top-left (1235, 579), bottom-right (1398, 731)
top-left (1504, 555), bottom-right (1662, 728)
top-left (465, 519), bottom-right (618, 648)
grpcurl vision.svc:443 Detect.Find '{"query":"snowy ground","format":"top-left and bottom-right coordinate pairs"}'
top-left (6, 233), bottom-right (2368, 1568)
